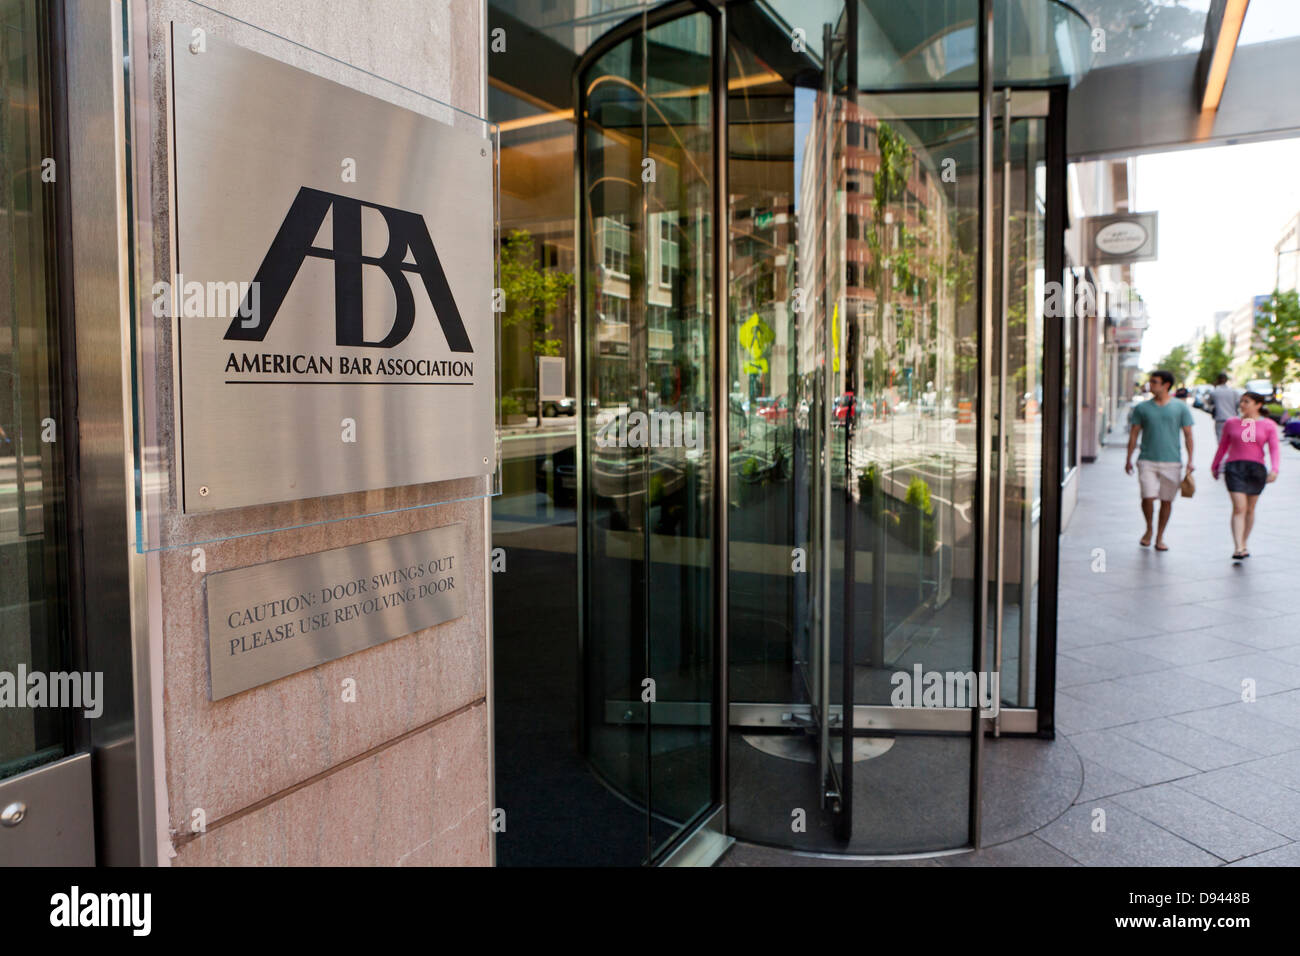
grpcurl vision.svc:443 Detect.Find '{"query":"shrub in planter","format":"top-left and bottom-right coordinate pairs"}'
top-left (900, 476), bottom-right (937, 553)
top-left (500, 395), bottom-right (525, 423)
top-left (905, 476), bottom-right (933, 515)
top-left (858, 463), bottom-right (880, 500)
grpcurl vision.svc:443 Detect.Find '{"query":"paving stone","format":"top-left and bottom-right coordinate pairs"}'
top-left (1058, 614), bottom-right (1153, 647)
top-left (1176, 653), bottom-right (1300, 698)
top-left (1113, 717), bottom-right (1263, 770)
top-left (1249, 689), bottom-right (1300, 730)
top-left (1191, 597), bottom-right (1294, 620)
top-left (1036, 801), bottom-right (1223, 867)
top-left (1056, 655), bottom-right (1116, 688)
top-left (1060, 643), bottom-right (1173, 680)
top-left (1122, 629), bottom-right (1254, 665)
top-left (1111, 783), bottom-right (1289, 862)
top-left (1055, 685), bottom-right (1168, 731)
top-left (1174, 766), bottom-right (1300, 839)
top-left (1141, 579), bottom-right (1257, 605)
top-left (942, 835), bottom-right (1080, 867)
top-left (1235, 749), bottom-right (1300, 792)
top-left (1170, 703), bottom-right (1300, 756)
top-left (1124, 605), bottom-right (1246, 636)
top-left (1067, 730), bottom-right (1199, 786)
top-left (1074, 758), bottom-right (1143, 802)
top-left (1227, 842), bottom-right (1300, 866)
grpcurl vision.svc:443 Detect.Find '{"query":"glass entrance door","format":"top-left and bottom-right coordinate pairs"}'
top-left (578, 3), bottom-right (720, 864)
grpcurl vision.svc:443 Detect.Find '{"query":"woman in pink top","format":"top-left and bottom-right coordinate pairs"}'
top-left (1210, 391), bottom-right (1280, 560)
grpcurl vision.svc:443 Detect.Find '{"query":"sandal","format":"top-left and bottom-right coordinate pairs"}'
top-left (1232, 551), bottom-right (1245, 561)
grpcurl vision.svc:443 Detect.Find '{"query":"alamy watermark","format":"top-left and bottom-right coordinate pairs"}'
top-left (0, 665), bottom-right (103, 718)
top-left (49, 886), bottom-right (150, 935)
top-left (595, 410), bottom-right (705, 449)
top-left (151, 274), bottom-right (260, 322)
top-left (890, 664), bottom-right (1000, 718)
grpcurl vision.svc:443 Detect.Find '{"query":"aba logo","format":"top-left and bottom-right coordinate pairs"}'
top-left (226, 187), bottom-right (472, 351)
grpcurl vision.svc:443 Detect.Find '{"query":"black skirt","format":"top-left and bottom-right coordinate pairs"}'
top-left (1223, 459), bottom-right (1268, 495)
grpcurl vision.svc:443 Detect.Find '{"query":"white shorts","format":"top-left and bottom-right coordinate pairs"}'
top-left (1138, 460), bottom-right (1182, 502)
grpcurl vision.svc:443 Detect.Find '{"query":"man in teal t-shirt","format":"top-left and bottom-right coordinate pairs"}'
top-left (1125, 370), bottom-right (1195, 551)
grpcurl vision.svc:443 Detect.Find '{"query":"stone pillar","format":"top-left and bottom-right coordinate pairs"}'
top-left (137, 0), bottom-right (491, 866)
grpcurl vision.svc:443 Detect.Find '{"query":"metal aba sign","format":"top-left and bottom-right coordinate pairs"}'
top-left (1082, 212), bottom-right (1158, 267)
top-left (169, 25), bottom-right (494, 512)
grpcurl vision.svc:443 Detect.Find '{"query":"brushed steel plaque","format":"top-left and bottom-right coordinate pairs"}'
top-left (171, 24), bottom-right (494, 513)
top-left (205, 524), bottom-right (466, 700)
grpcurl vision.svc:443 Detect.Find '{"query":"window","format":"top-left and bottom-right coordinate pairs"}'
top-left (660, 215), bottom-right (678, 287)
top-left (846, 213), bottom-right (859, 240)
top-left (604, 293), bottom-right (629, 324)
top-left (603, 216), bottom-right (629, 275)
top-left (846, 121), bottom-right (861, 147)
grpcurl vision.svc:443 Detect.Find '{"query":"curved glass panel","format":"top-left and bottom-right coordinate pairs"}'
top-left (843, 0), bottom-right (1093, 89)
top-left (579, 7), bottom-right (719, 863)
top-left (581, 31), bottom-right (652, 856)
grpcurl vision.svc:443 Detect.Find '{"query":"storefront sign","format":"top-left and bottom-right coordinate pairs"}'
top-left (205, 524), bottom-right (465, 700)
top-left (1082, 212), bottom-right (1158, 266)
top-left (1110, 326), bottom-right (1143, 347)
top-left (170, 25), bottom-right (494, 512)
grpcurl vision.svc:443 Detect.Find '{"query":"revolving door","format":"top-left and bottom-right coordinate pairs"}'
top-left (576, 0), bottom-right (1084, 859)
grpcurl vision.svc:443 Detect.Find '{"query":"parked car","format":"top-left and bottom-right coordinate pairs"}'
top-left (1192, 384), bottom-right (1214, 411)
top-left (508, 387), bottom-right (576, 418)
top-left (1245, 379), bottom-right (1277, 403)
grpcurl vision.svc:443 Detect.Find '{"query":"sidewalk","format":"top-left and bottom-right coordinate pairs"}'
top-left (1037, 401), bottom-right (1300, 865)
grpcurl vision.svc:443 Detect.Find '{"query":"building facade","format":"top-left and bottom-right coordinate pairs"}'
top-left (4, 0), bottom-right (1297, 868)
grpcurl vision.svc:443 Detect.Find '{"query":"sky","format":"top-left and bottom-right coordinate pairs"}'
top-left (1131, 137), bottom-right (1300, 365)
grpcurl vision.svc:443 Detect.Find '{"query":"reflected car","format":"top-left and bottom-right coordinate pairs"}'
top-left (588, 409), bottom-right (693, 531)
top-left (757, 394), bottom-right (789, 423)
top-left (508, 387), bottom-right (577, 418)
top-left (833, 392), bottom-right (857, 426)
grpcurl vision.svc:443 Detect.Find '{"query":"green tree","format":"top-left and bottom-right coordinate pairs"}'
top-left (1252, 289), bottom-right (1300, 386)
top-left (1194, 332), bottom-right (1232, 383)
top-left (499, 229), bottom-right (573, 357)
top-left (1153, 345), bottom-right (1192, 386)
